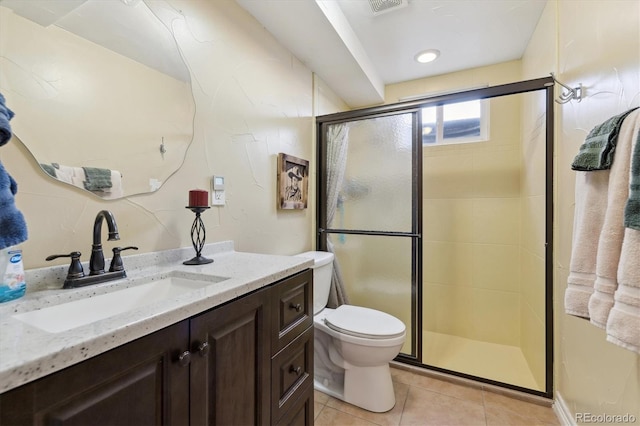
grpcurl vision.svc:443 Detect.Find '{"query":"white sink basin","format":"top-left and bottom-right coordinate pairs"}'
top-left (13, 272), bottom-right (228, 333)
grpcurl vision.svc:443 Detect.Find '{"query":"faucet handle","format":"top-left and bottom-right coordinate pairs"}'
top-left (46, 251), bottom-right (85, 279)
top-left (109, 246), bottom-right (139, 272)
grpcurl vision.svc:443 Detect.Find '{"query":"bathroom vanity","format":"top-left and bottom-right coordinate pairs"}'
top-left (0, 242), bottom-right (314, 425)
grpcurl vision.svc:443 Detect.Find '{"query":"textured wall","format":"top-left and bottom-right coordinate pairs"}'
top-left (1, 0), bottom-right (345, 270)
top-left (552, 0), bottom-right (640, 420)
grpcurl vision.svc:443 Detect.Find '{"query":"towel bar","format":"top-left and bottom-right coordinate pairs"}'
top-left (550, 72), bottom-right (583, 104)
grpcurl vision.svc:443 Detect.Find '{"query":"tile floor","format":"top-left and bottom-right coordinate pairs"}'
top-left (313, 366), bottom-right (560, 426)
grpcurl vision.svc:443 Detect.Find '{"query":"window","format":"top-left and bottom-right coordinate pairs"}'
top-left (422, 99), bottom-right (489, 145)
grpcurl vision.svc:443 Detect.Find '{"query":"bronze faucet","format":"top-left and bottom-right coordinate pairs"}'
top-left (89, 210), bottom-right (120, 275)
top-left (46, 210), bottom-right (137, 289)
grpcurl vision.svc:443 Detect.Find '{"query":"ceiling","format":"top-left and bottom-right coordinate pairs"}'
top-left (1, 0), bottom-right (547, 108)
top-left (235, 0), bottom-right (547, 108)
top-left (0, 0), bottom-right (189, 81)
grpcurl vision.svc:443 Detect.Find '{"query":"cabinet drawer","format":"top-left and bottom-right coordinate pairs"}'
top-left (271, 269), bottom-right (313, 353)
top-left (271, 326), bottom-right (313, 423)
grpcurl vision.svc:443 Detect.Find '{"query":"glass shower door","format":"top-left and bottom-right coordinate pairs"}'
top-left (317, 77), bottom-right (554, 398)
top-left (318, 112), bottom-right (420, 358)
top-left (421, 90), bottom-right (549, 392)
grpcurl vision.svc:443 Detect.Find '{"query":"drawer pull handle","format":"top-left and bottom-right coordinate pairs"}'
top-left (197, 342), bottom-right (210, 357)
top-left (177, 350), bottom-right (191, 367)
top-left (289, 365), bottom-right (302, 376)
top-left (289, 303), bottom-right (302, 312)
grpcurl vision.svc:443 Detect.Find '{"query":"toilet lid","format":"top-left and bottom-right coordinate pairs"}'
top-left (324, 305), bottom-right (406, 339)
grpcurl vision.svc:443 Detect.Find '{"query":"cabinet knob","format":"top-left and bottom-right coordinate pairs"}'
top-left (289, 365), bottom-right (302, 376)
top-left (177, 350), bottom-right (191, 367)
top-left (197, 342), bottom-right (210, 357)
top-left (289, 302), bottom-right (302, 313)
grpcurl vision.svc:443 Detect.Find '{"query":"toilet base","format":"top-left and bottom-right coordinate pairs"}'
top-left (344, 364), bottom-right (396, 412)
top-left (313, 364), bottom-right (396, 413)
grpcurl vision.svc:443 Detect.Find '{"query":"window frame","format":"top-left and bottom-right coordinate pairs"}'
top-left (422, 98), bottom-right (490, 146)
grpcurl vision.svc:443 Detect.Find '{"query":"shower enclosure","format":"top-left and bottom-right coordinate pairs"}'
top-left (316, 78), bottom-right (554, 397)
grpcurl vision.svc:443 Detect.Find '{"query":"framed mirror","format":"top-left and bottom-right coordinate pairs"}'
top-left (0, 0), bottom-right (195, 199)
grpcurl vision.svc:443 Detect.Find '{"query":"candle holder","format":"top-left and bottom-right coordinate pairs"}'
top-left (184, 206), bottom-right (213, 265)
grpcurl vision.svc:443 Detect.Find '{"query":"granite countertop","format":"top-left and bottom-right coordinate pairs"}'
top-left (0, 241), bottom-right (313, 394)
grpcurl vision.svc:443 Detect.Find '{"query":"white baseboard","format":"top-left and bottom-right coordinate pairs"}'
top-left (554, 392), bottom-right (576, 426)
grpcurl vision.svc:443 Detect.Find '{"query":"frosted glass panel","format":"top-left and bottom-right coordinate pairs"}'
top-left (327, 114), bottom-right (413, 232)
top-left (329, 233), bottom-right (413, 355)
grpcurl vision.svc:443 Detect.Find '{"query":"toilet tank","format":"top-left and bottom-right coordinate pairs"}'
top-left (295, 251), bottom-right (334, 314)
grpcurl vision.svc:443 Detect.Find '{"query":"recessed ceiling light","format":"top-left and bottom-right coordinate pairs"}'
top-left (415, 49), bottom-right (440, 64)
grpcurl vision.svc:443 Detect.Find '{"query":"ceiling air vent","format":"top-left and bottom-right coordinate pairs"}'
top-left (368, 0), bottom-right (407, 16)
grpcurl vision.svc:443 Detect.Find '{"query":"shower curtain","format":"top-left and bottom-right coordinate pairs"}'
top-left (325, 122), bottom-right (350, 308)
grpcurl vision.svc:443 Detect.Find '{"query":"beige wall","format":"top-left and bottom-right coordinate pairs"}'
top-left (1, 0), bottom-right (346, 270)
top-left (385, 60), bottom-right (522, 105)
top-left (533, 0), bottom-right (639, 421)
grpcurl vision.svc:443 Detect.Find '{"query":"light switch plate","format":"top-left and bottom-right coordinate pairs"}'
top-left (211, 175), bottom-right (225, 206)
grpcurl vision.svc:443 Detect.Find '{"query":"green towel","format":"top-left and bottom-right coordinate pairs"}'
top-left (624, 130), bottom-right (640, 230)
top-left (40, 163), bottom-right (56, 178)
top-left (571, 107), bottom-right (639, 171)
top-left (82, 167), bottom-right (112, 191)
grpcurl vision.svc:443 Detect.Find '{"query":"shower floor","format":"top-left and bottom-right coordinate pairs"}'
top-left (422, 331), bottom-right (543, 391)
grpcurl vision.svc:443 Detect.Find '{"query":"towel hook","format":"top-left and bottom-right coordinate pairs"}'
top-left (159, 137), bottom-right (167, 157)
top-left (550, 72), bottom-right (583, 104)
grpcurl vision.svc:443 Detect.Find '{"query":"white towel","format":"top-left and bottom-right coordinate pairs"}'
top-left (565, 169), bottom-right (609, 318)
top-left (103, 170), bottom-right (123, 199)
top-left (52, 164), bottom-right (74, 185)
top-left (70, 167), bottom-right (86, 190)
top-left (588, 110), bottom-right (640, 327)
top-left (606, 226), bottom-right (640, 354)
top-left (47, 165), bottom-right (124, 198)
top-left (606, 128), bottom-right (640, 354)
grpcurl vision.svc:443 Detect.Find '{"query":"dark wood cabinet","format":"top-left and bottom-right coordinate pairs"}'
top-left (269, 267), bottom-right (314, 425)
top-left (0, 320), bottom-right (190, 426)
top-left (274, 384), bottom-right (314, 426)
top-left (0, 269), bottom-right (313, 426)
top-left (189, 285), bottom-right (271, 426)
top-left (271, 327), bottom-right (313, 424)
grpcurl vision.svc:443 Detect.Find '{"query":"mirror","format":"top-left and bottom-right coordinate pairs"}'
top-left (0, 0), bottom-right (195, 199)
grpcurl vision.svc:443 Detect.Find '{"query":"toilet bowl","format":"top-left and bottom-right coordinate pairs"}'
top-left (295, 251), bottom-right (406, 413)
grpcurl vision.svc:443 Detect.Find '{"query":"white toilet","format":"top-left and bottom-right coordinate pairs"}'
top-left (296, 251), bottom-right (406, 413)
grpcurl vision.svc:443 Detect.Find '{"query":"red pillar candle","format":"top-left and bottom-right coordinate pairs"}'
top-left (189, 189), bottom-right (209, 207)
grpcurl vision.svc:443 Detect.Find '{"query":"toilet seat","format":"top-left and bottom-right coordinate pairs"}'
top-left (324, 305), bottom-right (405, 339)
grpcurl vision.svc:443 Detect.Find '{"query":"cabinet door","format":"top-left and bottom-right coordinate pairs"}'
top-left (0, 321), bottom-right (190, 426)
top-left (189, 286), bottom-right (271, 426)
